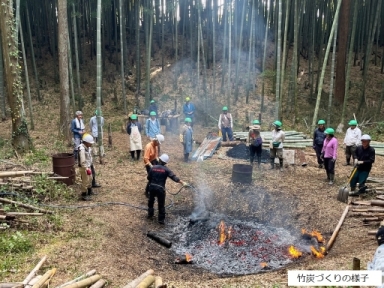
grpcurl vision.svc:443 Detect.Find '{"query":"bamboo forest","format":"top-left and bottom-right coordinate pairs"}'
top-left (1, 0), bottom-right (384, 287)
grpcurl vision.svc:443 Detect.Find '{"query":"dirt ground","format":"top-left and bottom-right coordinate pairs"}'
top-left (1, 112), bottom-right (383, 287)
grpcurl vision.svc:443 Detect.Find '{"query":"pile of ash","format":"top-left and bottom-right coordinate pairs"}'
top-left (226, 143), bottom-right (270, 162)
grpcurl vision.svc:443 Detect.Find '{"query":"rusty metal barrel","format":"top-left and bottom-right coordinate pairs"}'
top-left (52, 153), bottom-right (75, 186)
top-left (231, 164), bottom-right (253, 184)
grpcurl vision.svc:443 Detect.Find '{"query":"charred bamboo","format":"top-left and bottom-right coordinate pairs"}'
top-left (147, 232), bottom-right (172, 248)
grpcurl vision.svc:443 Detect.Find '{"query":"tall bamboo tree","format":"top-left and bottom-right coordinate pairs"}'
top-left (0, 31), bottom-right (5, 120)
top-left (72, 3), bottom-right (82, 110)
top-left (145, 0), bottom-right (154, 107)
top-left (226, 0), bottom-right (232, 108)
top-left (119, 0), bottom-right (126, 114)
top-left (234, 0), bottom-right (246, 102)
top-left (96, 0), bottom-right (104, 162)
top-left (261, 0), bottom-right (271, 112)
top-left (328, 15), bottom-right (338, 126)
top-left (279, 0), bottom-right (290, 120)
top-left (274, 0), bottom-right (282, 119)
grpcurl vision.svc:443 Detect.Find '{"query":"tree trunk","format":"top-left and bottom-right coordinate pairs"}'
top-left (96, 0), bottom-right (104, 162)
top-left (145, 0), bottom-right (153, 107)
top-left (279, 0), bottom-right (290, 121)
top-left (58, 0), bottom-right (71, 143)
top-left (72, 3), bottom-right (83, 110)
top-left (274, 0), bottom-right (282, 120)
top-left (0, 0), bottom-right (32, 152)
top-left (311, 0), bottom-right (342, 131)
top-left (226, 0), bottom-right (232, 108)
top-left (136, 0), bottom-right (141, 95)
top-left (245, 2), bottom-right (255, 105)
top-left (0, 30), bottom-right (6, 120)
top-left (234, 0), bottom-right (246, 102)
top-left (220, 0), bottom-right (228, 94)
top-left (327, 14), bottom-right (338, 127)
top-left (261, 0), bottom-right (271, 113)
top-left (119, 0), bottom-right (126, 114)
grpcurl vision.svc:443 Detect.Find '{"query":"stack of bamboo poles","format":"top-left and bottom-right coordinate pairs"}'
top-left (368, 141), bottom-right (384, 157)
top-left (366, 177), bottom-right (384, 193)
top-left (350, 198), bottom-right (384, 230)
top-left (122, 269), bottom-right (166, 288)
top-left (0, 256), bottom-right (106, 288)
top-left (232, 130), bottom-right (312, 149)
top-left (0, 198), bottom-right (53, 229)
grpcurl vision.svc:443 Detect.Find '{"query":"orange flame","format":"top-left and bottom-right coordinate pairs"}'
top-left (288, 245), bottom-right (302, 258)
top-left (302, 229), bottom-right (325, 243)
top-left (260, 262), bottom-right (268, 268)
top-left (310, 246), bottom-right (325, 258)
top-left (185, 253), bottom-right (192, 262)
top-left (218, 220), bottom-right (227, 245)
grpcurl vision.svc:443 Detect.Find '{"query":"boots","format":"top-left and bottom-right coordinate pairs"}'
top-left (136, 150), bottom-right (141, 161)
top-left (343, 157), bottom-right (351, 166)
top-left (88, 187), bottom-right (97, 196)
top-left (279, 159), bottom-right (284, 171)
top-left (326, 172), bottom-right (330, 182)
top-left (257, 156), bottom-right (261, 168)
top-left (81, 192), bottom-right (92, 201)
top-left (328, 174), bottom-right (334, 185)
top-left (184, 153), bottom-right (189, 163)
top-left (269, 158), bottom-right (275, 170)
top-left (349, 187), bottom-right (357, 196)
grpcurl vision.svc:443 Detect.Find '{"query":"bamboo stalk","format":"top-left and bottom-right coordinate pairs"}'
top-left (363, 217), bottom-right (383, 222)
top-left (31, 268), bottom-right (56, 288)
top-left (0, 198), bottom-right (53, 214)
top-left (368, 230), bottom-right (378, 236)
top-left (88, 279), bottom-right (106, 288)
top-left (26, 275), bottom-right (43, 288)
top-left (136, 275), bottom-right (155, 288)
top-left (55, 270), bottom-right (97, 288)
top-left (371, 200), bottom-right (384, 207)
top-left (22, 256), bottom-right (47, 285)
top-left (122, 269), bottom-right (155, 288)
top-left (63, 275), bottom-right (101, 288)
top-left (154, 276), bottom-right (163, 288)
top-left (326, 205), bottom-right (349, 252)
top-left (0, 283), bottom-right (23, 288)
top-left (0, 171), bottom-right (34, 178)
top-left (350, 212), bottom-right (384, 217)
top-left (6, 212), bottom-right (44, 216)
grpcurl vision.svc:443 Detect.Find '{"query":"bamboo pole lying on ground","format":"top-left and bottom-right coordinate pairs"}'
top-left (63, 275), bottom-right (101, 288)
top-left (0, 198), bottom-right (53, 214)
top-left (136, 275), bottom-right (155, 288)
top-left (154, 276), bottom-right (163, 288)
top-left (122, 270), bottom-right (155, 288)
top-left (56, 270), bottom-right (97, 288)
top-left (371, 200), bottom-right (384, 207)
top-left (22, 256), bottom-right (47, 286)
top-left (326, 205), bottom-right (350, 252)
top-left (31, 268), bottom-right (56, 288)
top-left (88, 279), bottom-right (106, 288)
top-left (350, 212), bottom-right (384, 217)
top-left (0, 171), bottom-right (34, 178)
top-left (0, 283), bottom-right (23, 288)
top-left (6, 212), bottom-right (44, 216)
top-left (25, 275), bottom-right (43, 288)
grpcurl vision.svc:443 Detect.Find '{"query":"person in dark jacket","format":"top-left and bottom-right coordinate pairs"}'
top-left (349, 134), bottom-right (375, 196)
top-left (147, 154), bottom-right (187, 224)
top-left (249, 129), bottom-right (263, 168)
top-left (313, 120), bottom-right (326, 168)
top-left (148, 100), bottom-right (158, 116)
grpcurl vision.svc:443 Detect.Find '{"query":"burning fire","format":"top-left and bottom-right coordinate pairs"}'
top-left (185, 253), bottom-right (192, 263)
top-left (302, 229), bottom-right (325, 243)
top-left (310, 246), bottom-right (325, 259)
top-left (288, 245), bottom-right (302, 258)
top-left (218, 220), bottom-right (227, 245)
top-left (260, 262), bottom-right (268, 268)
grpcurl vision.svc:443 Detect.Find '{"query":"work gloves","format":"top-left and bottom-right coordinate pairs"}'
top-left (354, 159), bottom-right (364, 166)
top-left (180, 181), bottom-right (189, 187)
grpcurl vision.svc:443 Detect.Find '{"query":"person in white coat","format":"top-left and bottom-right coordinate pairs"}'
top-left (343, 119), bottom-right (362, 166)
top-left (269, 120), bottom-right (285, 171)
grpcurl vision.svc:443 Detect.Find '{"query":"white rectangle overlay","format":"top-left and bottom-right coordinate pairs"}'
top-left (288, 270), bottom-right (382, 286)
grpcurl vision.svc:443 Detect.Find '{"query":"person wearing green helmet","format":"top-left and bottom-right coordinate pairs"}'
top-left (218, 106), bottom-right (234, 141)
top-left (321, 128), bottom-right (338, 185)
top-left (180, 118), bottom-right (194, 162)
top-left (148, 99), bottom-right (158, 116)
top-left (126, 114), bottom-right (143, 161)
top-left (313, 120), bottom-right (326, 168)
top-left (269, 120), bottom-right (285, 171)
top-left (343, 119), bottom-right (362, 166)
top-left (183, 97), bottom-right (195, 126)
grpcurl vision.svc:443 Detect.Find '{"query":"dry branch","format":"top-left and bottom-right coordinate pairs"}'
top-left (0, 198), bottom-right (53, 214)
top-left (326, 205), bottom-right (349, 252)
top-left (122, 269), bottom-right (155, 288)
top-left (56, 270), bottom-right (97, 288)
top-left (63, 275), bottom-right (101, 288)
top-left (88, 279), bottom-right (106, 288)
top-left (22, 256), bottom-right (47, 285)
top-left (136, 275), bottom-right (155, 288)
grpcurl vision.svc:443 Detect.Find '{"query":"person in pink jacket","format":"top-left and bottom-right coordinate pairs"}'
top-left (321, 128), bottom-right (338, 185)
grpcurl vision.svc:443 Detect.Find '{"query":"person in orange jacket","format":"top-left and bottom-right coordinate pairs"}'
top-left (143, 134), bottom-right (164, 197)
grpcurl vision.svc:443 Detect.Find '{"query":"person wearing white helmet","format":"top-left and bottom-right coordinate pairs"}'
top-left (78, 134), bottom-right (96, 201)
top-left (349, 134), bottom-right (375, 196)
top-left (71, 111), bottom-right (85, 161)
top-left (143, 134), bottom-right (164, 197)
top-left (147, 154), bottom-right (187, 224)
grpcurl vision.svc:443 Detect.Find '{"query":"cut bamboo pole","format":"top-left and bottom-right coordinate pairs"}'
top-left (0, 283), bottom-right (23, 288)
top-left (0, 171), bottom-right (34, 178)
top-left (363, 217), bottom-right (383, 222)
top-left (0, 198), bottom-right (53, 214)
top-left (122, 269), bottom-right (155, 288)
top-left (31, 268), bottom-right (56, 288)
top-left (22, 255), bottom-right (47, 285)
top-left (56, 270), bottom-right (97, 288)
top-left (154, 276), bottom-right (163, 288)
top-left (63, 275), bottom-right (101, 288)
top-left (371, 200), bottom-right (384, 207)
top-left (88, 279), bottom-right (106, 288)
top-left (6, 212), bottom-right (44, 216)
top-left (350, 212), bottom-right (384, 217)
top-left (136, 275), bottom-right (155, 288)
top-left (26, 275), bottom-right (43, 288)
top-left (326, 205), bottom-right (350, 252)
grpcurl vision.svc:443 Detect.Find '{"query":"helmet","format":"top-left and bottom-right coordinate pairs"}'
top-left (150, 100), bottom-right (155, 103)
top-left (185, 97), bottom-right (191, 101)
top-left (361, 134), bottom-right (371, 141)
top-left (150, 111), bottom-right (157, 116)
top-left (348, 120), bottom-right (358, 126)
top-left (82, 134), bottom-right (95, 144)
top-left (185, 117), bottom-right (192, 123)
top-left (159, 153), bottom-right (169, 164)
top-left (222, 106), bottom-right (228, 111)
top-left (130, 114), bottom-right (138, 120)
top-left (273, 120), bottom-right (282, 127)
top-left (155, 134), bottom-right (164, 144)
top-left (75, 111), bottom-right (83, 116)
top-left (376, 226), bottom-right (384, 246)
top-left (252, 120), bottom-right (260, 125)
top-left (324, 128), bottom-right (335, 135)
top-left (317, 120), bottom-right (326, 125)
top-left (95, 109), bottom-right (102, 116)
